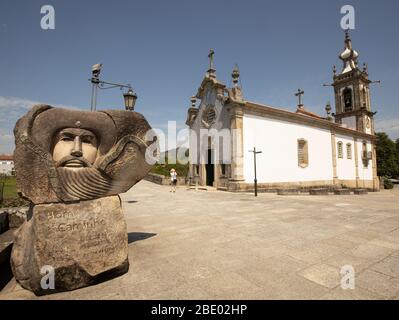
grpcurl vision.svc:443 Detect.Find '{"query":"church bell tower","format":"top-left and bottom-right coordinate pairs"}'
top-left (332, 30), bottom-right (376, 135)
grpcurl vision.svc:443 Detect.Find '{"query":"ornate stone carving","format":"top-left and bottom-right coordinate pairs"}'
top-left (13, 105), bottom-right (153, 204)
top-left (201, 105), bottom-right (216, 128)
top-left (11, 104), bottom-right (155, 295)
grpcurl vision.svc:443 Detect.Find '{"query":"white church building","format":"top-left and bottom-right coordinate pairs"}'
top-left (186, 31), bottom-right (379, 192)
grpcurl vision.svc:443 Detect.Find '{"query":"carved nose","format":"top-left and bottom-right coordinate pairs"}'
top-left (71, 136), bottom-right (83, 157)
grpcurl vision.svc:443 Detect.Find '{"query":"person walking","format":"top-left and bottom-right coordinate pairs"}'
top-left (170, 168), bottom-right (177, 193)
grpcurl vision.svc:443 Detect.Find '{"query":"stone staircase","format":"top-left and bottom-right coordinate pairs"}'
top-left (276, 187), bottom-right (369, 196)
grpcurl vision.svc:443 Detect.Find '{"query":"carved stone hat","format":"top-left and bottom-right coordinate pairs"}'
top-left (31, 106), bottom-right (117, 156)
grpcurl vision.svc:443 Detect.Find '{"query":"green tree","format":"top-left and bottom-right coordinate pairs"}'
top-left (376, 132), bottom-right (399, 178)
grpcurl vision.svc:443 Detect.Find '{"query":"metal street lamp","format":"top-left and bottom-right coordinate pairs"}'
top-left (89, 63), bottom-right (137, 112)
top-left (123, 89), bottom-right (138, 111)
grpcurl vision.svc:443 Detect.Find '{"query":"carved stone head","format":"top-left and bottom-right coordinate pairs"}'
top-left (14, 105), bottom-right (155, 204)
top-left (52, 127), bottom-right (99, 170)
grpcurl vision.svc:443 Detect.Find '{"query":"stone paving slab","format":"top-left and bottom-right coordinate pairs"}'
top-left (1, 181), bottom-right (399, 300)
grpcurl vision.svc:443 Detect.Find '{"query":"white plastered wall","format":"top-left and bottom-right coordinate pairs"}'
top-left (242, 114), bottom-right (333, 183)
top-left (357, 139), bottom-right (373, 181)
top-left (336, 134), bottom-right (356, 180)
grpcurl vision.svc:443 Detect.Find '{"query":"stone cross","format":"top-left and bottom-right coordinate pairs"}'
top-left (295, 89), bottom-right (305, 107)
top-left (248, 147), bottom-right (262, 197)
top-left (208, 49), bottom-right (215, 70)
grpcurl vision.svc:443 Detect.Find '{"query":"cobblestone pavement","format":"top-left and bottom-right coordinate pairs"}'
top-left (1, 181), bottom-right (399, 300)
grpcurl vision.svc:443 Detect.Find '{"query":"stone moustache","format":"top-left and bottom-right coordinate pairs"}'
top-left (11, 105), bottom-right (155, 295)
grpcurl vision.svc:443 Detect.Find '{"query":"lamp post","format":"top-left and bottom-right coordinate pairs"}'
top-left (249, 147), bottom-right (262, 197)
top-left (123, 89), bottom-right (138, 111)
top-left (89, 63), bottom-right (138, 112)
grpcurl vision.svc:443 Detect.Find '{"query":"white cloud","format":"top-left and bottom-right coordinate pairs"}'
top-left (375, 118), bottom-right (399, 140)
top-left (0, 96), bottom-right (40, 110)
top-left (0, 96), bottom-right (82, 111)
top-left (0, 134), bottom-right (14, 155)
top-left (0, 96), bottom-right (83, 154)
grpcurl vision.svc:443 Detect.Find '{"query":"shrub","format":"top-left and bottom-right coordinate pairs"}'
top-left (150, 157), bottom-right (189, 177)
top-left (383, 177), bottom-right (394, 190)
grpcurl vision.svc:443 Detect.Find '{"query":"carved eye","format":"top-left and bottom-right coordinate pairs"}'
top-left (61, 136), bottom-right (73, 142)
top-left (82, 136), bottom-right (94, 144)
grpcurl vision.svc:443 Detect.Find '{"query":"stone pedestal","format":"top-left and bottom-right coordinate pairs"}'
top-left (11, 196), bottom-right (128, 295)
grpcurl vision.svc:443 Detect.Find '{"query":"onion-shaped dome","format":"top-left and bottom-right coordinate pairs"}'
top-left (339, 30), bottom-right (359, 74)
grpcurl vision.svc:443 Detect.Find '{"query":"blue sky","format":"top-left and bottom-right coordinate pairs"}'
top-left (1, 0), bottom-right (398, 153)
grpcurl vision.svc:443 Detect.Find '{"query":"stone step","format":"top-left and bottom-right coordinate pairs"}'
top-left (277, 189), bottom-right (300, 196)
top-left (309, 188), bottom-right (329, 195)
top-left (334, 189), bottom-right (351, 195)
top-left (354, 188), bottom-right (368, 195)
top-left (187, 186), bottom-right (209, 191)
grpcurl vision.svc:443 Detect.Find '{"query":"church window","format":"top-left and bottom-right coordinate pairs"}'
top-left (206, 109), bottom-right (216, 124)
top-left (346, 143), bottom-right (352, 159)
top-left (343, 87), bottom-right (353, 112)
top-left (297, 139), bottom-right (308, 168)
top-left (362, 87), bottom-right (367, 108)
top-left (201, 105), bottom-right (216, 128)
top-left (337, 141), bottom-right (343, 158)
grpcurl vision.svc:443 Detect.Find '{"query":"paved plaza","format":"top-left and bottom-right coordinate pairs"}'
top-left (1, 181), bottom-right (399, 300)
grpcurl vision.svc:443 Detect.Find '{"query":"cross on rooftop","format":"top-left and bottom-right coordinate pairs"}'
top-left (295, 89), bottom-right (305, 107)
top-left (208, 49), bottom-right (215, 70)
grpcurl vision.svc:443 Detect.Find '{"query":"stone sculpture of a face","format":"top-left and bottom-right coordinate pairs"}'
top-left (12, 104), bottom-right (157, 295)
top-left (52, 127), bottom-right (99, 170)
top-left (13, 104), bottom-right (156, 204)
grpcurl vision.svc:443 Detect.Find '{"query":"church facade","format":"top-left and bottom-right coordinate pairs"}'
top-left (185, 31), bottom-right (379, 192)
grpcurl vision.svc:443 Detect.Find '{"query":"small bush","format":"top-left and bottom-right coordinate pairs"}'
top-left (150, 157), bottom-right (189, 177)
top-left (383, 177), bottom-right (394, 190)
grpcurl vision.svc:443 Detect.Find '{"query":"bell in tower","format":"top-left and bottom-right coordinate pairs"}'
top-left (332, 30), bottom-right (376, 135)
top-left (343, 87), bottom-right (353, 112)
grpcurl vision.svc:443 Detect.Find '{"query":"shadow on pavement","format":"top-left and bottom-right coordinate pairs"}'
top-left (127, 232), bottom-right (157, 244)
